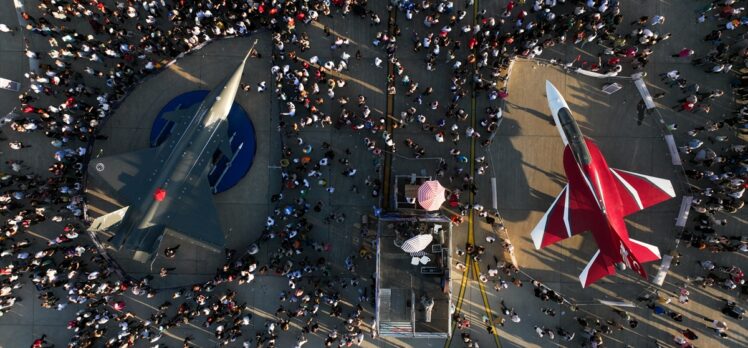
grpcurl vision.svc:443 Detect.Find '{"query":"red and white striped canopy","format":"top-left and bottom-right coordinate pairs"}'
top-left (418, 180), bottom-right (446, 211)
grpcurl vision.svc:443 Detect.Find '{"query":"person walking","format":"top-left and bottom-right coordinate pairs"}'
top-left (0, 23), bottom-right (16, 33)
top-left (31, 335), bottom-right (52, 348)
top-left (672, 48), bottom-right (694, 58)
top-left (164, 245), bottom-right (180, 258)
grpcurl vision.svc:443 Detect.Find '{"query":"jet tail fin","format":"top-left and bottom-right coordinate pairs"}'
top-left (89, 206), bottom-right (129, 234)
top-left (531, 185), bottom-right (572, 249)
top-left (620, 238), bottom-right (661, 280)
top-left (579, 250), bottom-right (616, 288)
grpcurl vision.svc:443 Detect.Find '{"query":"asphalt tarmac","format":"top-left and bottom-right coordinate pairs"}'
top-left (0, 0), bottom-right (746, 347)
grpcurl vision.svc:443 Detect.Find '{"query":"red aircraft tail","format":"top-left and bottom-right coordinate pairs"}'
top-left (580, 237), bottom-right (662, 288)
top-left (619, 238), bottom-right (661, 280)
top-left (579, 250), bottom-right (616, 288)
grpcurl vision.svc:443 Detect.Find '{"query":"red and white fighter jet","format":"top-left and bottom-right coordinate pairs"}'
top-left (532, 81), bottom-right (677, 288)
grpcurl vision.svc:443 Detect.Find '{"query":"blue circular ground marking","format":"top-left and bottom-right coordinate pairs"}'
top-left (150, 90), bottom-right (256, 193)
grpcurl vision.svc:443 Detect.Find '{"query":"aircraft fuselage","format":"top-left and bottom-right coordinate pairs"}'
top-left (547, 82), bottom-right (631, 265)
top-left (108, 53), bottom-right (248, 254)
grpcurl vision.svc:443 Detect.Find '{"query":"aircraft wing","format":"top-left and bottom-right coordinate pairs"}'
top-left (531, 146), bottom-right (604, 249)
top-left (530, 181), bottom-right (601, 249)
top-left (87, 147), bottom-right (161, 206)
top-left (156, 103), bottom-right (202, 140)
top-left (161, 103), bottom-right (200, 124)
top-left (609, 168), bottom-right (676, 217)
top-left (152, 173), bottom-right (224, 252)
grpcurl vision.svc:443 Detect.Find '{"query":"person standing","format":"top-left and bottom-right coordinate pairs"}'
top-left (164, 245), bottom-right (180, 258)
top-left (0, 23), bottom-right (16, 33)
top-left (703, 318), bottom-right (728, 336)
top-left (9, 141), bottom-right (29, 150)
top-left (681, 328), bottom-right (698, 340)
top-left (650, 15), bottom-right (666, 26)
top-left (672, 48), bottom-right (694, 58)
top-left (31, 335), bottom-right (52, 348)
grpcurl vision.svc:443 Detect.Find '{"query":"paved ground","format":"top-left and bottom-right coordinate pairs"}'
top-left (389, 1), bottom-right (748, 348)
top-left (1, 0), bottom-right (747, 348)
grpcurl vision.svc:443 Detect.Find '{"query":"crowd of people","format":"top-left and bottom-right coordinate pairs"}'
top-left (646, 1), bottom-right (748, 348)
top-left (665, 5), bottom-right (748, 348)
top-left (0, 0), bottom-right (746, 347)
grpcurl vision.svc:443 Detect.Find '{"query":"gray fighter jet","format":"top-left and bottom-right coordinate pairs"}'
top-left (87, 50), bottom-right (251, 262)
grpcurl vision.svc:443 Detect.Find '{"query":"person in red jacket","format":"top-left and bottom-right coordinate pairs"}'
top-left (31, 334), bottom-right (52, 348)
top-left (672, 48), bottom-right (695, 58)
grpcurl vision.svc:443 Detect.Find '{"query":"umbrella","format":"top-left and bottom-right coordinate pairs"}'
top-left (401, 234), bottom-right (434, 253)
top-left (418, 180), bottom-right (446, 211)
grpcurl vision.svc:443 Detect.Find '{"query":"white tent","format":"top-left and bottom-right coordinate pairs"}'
top-left (401, 234), bottom-right (433, 253)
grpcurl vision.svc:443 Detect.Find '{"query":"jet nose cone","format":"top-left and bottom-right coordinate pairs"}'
top-left (545, 80), bottom-right (561, 103)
